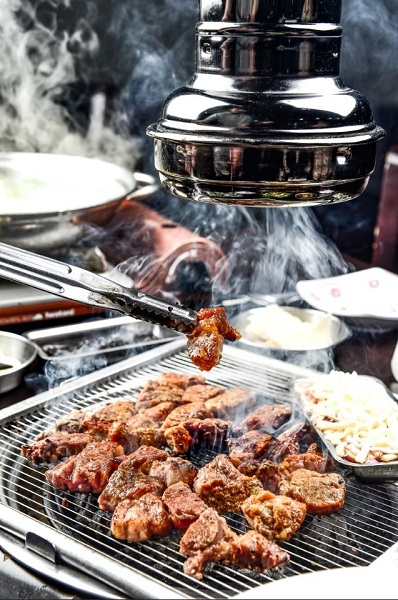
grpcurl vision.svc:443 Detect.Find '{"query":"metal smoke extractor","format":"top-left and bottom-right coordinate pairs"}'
top-left (147, 0), bottom-right (385, 208)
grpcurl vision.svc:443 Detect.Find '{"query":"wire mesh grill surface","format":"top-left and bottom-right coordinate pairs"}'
top-left (0, 340), bottom-right (397, 599)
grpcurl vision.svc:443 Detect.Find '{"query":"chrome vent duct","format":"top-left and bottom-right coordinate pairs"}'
top-left (147, 0), bottom-right (385, 207)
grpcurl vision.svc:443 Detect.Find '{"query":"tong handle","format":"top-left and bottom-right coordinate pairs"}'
top-left (0, 243), bottom-right (198, 333)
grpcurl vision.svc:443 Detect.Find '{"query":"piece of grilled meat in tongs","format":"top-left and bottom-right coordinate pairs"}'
top-left (0, 242), bottom-right (241, 371)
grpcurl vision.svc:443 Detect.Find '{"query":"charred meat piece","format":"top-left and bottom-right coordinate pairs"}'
top-left (231, 403), bottom-right (292, 437)
top-left (45, 441), bottom-right (125, 494)
top-left (205, 387), bottom-right (256, 420)
top-left (36, 409), bottom-right (89, 439)
top-left (193, 454), bottom-right (263, 513)
top-left (281, 443), bottom-right (335, 475)
top-left (227, 430), bottom-right (282, 469)
top-left (21, 432), bottom-right (92, 464)
top-left (187, 306), bottom-right (242, 372)
top-left (163, 425), bottom-right (192, 455)
top-left (241, 490), bottom-right (307, 541)
top-left (278, 468), bottom-right (346, 515)
top-left (181, 384), bottom-right (225, 403)
top-left (161, 402), bottom-right (213, 431)
top-left (162, 482), bottom-right (208, 530)
top-left (230, 530), bottom-right (290, 573)
top-left (113, 445), bottom-right (170, 474)
top-left (179, 507), bottom-right (237, 580)
top-left (148, 457), bottom-right (198, 488)
top-left (98, 458), bottom-right (166, 513)
top-left (108, 421), bottom-right (166, 454)
top-left (183, 417), bottom-right (231, 451)
top-left (256, 459), bottom-right (286, 493)
top-left (81, 401), bottom-right (137, 441)
top-left (111, 493), bottom-right (173, 542)
top-left (140, 401), bottom-right (175, 424)
top-left (135, 373), bottom-right (205, 413)
top-left (157, 373), bottom-right (206, 388)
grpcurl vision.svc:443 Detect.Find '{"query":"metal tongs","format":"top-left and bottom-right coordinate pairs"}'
top-left (0, 242), bottom-right (199, 334)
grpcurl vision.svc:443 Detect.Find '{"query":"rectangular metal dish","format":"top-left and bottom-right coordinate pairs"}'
top-left (293, 373), bottom-right (398, 482)
top-left (24, 315), bottom-right (181, 362)
top-left (0, 339), bottom-right (397, 599)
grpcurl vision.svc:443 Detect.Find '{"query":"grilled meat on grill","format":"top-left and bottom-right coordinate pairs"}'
top-left (227, 430), bottom-right (282, 469)
top-left (193, 454), bottom-right (263, 513)
top-left (36, 409), bottom-right (89, 439)
top-left (21, 432), bottom-right (92, 464)
top-left (230, 530), bottom-right (290, 574)
top-left (161, 401), bottom-right (213, 430)
top-left (111, 493), bottom-right (173, 542)
top-left (231, 403), bottom-right (292, 437)
top-left (162, 482), bottom-right (208, 530)
top-left (98, 461), bottom-right (166, 513)
top-left (108, 421), bottom-right (166, 454)
top-left (181, 384), bottom-right (225, 403)
top-left (183, 417), bottom-right (231, 451)
top-left (148, 457), bottom-right (198, 488)
top-left (180, 507), bottom-right (289, 580)
top-left (241, 490), bottom-right (307, 541)
top-left (135, 373), bottom-right (205, 412)
top-left (45, 440), bottom-right (125, 494)
top-left (204, 387), bottom-right (256, 420)
top-left (278, 468), bottom-right (346, 515)
top-left (163, 424), bottom-right (193, 454)
top-left (179, 507), bottom-right (237, 579)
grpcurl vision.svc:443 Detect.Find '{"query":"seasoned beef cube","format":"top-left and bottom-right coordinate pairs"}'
top-left (281, 444), bottom-right (335, 475)
top-left (230, 530), bottom-right (290, 573)
top-left (98, 458), bottom-right (166, 512)
top-left (162, 482), bottom-right (208, 530)
top-left (82, 401), bottom-right (136, 440)
top-left (115, 445), bottom-right (169, 474)
top-left (87, 401), bottom-right (136, 424)
top-left (36, 409), bottom-right (89, 439)
top-left (157, 373), bottom-right (206, 388)
top-left (278, 468), bottom-right (346, 515)
top-left (161, 402), bottom-right (213, 430)
top-left (186, 306), bottom-right (241, 372)
top-left (205, 387), bottom-right (256, 420)
top-left (241, 490), bottom-right (307, 541)
top-left (183, 418), bottom-right (231, 451)
top-left (21, 432), bottom-right (92, 464)
top-left (163, 425), bottom-right (192, 455)
top-left (108, 421), bottom-right (166, 454)
top-left (140, 401), bottom-right (175, 424)
top-left (231, 403), bottom-right (292, 437)
top-left (111, 493), bottom-right (173, 542)
top-left (227, 430), bottom-right (281, 468)
top-left (135, 381), bottom-right (184, 412)
top-left (179, 507), bottom-right (236, 580)
top-left (45, 441), bottom-right (124, 494)
top-left (193, 454), bottom-right (263, 513)
top-left (181, 384), bottom-right (225, 404)
top-left (148, 457), bottom-right (198, 488)
top-left (256, 459), bottom-right (286, 493)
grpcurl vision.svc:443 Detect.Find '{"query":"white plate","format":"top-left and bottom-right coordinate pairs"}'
top-left (296, 267), bottom-right (398, 320)
top-left (234, 565), bottom-right (395, 599)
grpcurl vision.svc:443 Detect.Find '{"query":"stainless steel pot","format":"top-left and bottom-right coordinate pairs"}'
top-left (0, 153), bottom-right (158, 251)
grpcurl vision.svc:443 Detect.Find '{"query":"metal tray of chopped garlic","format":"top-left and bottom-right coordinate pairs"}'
top-left (293, 370), bottom-right (398, 481)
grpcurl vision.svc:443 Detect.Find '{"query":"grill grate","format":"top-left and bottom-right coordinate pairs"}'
top-left (0, 339), bottom-right (397, 599)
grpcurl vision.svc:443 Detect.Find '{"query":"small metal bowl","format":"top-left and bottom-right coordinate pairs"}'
top-left (231, 305), bottom-right (351, 355)
top-left (0, 331), bottom-right (38, 394)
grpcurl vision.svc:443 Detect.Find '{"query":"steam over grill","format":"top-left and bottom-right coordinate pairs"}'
top-left (0, 340), bottom-right (397, 597)
top-left (147, 0), bottom-right (384, 207)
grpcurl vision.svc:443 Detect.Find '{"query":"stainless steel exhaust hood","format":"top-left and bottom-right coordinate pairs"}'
top-left (147, 0), bottom-right (385, 207)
